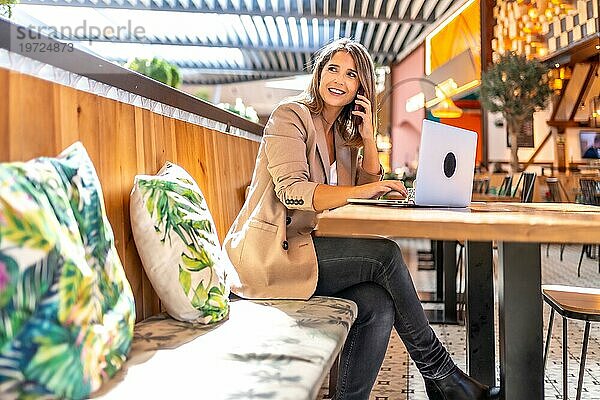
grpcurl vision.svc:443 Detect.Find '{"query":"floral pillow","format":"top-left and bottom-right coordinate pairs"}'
top-left (130, 162), bottom-right (229, 323)
top-left (0, 142), bottom-right (135, 399)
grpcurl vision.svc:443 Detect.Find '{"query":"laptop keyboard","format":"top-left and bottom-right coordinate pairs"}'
top-left (393, 187), bottom-right (415, 204)
top-left (407, 187), bottom-right (415, 202)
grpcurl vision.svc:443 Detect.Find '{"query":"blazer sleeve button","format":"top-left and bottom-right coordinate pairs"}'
top-left (299, 199), bottom-right (304, 205)
top-left (282, 240), bottom-right (289, 250)
top-left (286, 216), bottom-right (292, 225)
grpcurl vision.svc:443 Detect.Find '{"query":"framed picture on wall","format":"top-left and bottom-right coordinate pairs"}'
top-left (580, 130), bottom-right (600, 159)
top-left (506, 116), bottom-right (535, 148)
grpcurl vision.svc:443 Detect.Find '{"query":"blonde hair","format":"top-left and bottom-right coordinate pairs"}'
top-left (297, 38), bottom-right (377, 148)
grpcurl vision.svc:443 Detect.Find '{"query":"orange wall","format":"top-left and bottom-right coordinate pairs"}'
top-left (427, 0), bottom-right (481, 74)
top-left (440, 111), bottom-right (483, 165)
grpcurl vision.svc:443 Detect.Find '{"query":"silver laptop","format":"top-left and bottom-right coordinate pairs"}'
top-left (348, 119), bottom-right (477, 208)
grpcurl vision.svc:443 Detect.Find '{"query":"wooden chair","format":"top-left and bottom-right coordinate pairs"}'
top-left (579, 178), bottom-right (600, 206)
top-left (546, 177), bottom-right (562, 202)
top-left (543, 285), bottom-right (600, 400)
top-left (577, 178), bottom-right (600, 277)
top-left (497, 174), bottom-right (513, 196)
top-left (512, 171), bottom-right (536, 202)
top-left (545, 178), bottom-right (567, 260)
top-left (546, 177), bottom-right (571, 203)
top-left (472, 177), bottom-right (490, 194)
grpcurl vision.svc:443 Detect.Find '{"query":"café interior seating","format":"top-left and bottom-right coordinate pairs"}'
top-left (472, 177), bottom-right (490, 194)
top-left (545, 177), bottom-right (567, 261)
top-left (497, 174), bottom-right (513, 196)
top-left (577, 178), bottom-right (600, 277)
top-left (513, 171), bottom-right (537, 202)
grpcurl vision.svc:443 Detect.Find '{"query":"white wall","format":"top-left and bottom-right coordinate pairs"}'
top-left (487, 107), bottom-right (555, 166)
top-left (565, 127), bottom-right (591, 163)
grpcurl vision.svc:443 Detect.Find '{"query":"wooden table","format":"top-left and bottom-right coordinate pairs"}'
top-left (315, 202), bottom-right (600, 400)
top-left (471, 193), bottom-right (521, 202)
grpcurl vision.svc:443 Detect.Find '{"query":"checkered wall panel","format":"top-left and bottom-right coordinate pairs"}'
top-left (546, 0), bottom-right (599, 53)
top-left (493, 0), bottom-right (598, 58)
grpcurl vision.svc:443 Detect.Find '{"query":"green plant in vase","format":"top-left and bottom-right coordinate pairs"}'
top-left (481, 52), bottom-right (551, 172)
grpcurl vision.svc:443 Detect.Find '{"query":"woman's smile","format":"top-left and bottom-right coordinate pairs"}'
top-left (327, 87), bottom-right (347, 96)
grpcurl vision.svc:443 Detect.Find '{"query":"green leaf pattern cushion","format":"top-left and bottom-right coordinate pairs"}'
top-left (0, 142), bottom-right (135, 399)
top-left (130, 162), bottom-right (229, 324)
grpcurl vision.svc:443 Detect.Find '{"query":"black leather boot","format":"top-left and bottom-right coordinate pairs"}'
top-left (424, 367), bottom-right (501, 400)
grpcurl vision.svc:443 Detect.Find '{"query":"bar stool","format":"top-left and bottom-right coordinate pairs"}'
top-left (542, 285), bottom-right (600, 400)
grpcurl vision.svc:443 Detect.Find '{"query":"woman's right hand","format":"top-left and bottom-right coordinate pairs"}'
top-left (350, 180), bottom-right (408, 200)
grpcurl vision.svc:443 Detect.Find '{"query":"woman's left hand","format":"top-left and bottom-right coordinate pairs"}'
top-left (352, 93), bottom-right (375, 141)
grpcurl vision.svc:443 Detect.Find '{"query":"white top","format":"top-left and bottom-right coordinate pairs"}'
top-left (330, 161), bottom-right (337, 186)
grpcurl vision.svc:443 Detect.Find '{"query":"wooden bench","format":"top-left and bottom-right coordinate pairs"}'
top-left (1, 59), bottom-right (354, 399)
top-left (93, 299), bottom-right (355, 399)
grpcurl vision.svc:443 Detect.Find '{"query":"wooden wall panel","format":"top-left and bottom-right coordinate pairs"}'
top-left (160, 116), bottom-right (178, 167)
top-left (53, 85), bottom-right (79, 153)
top-left (76, 91), bottom-right (102, 171)
top-left (8, 73), bottom-right (56, 160)
top-left (136, 109), bottom-right (164, 318)
top-left (223, 134), bottom-right (256, 239)
top-left (97, 96), bottom-right (121, 235)
top-left (0, 69), bottom-right (9, 161)
top-left (200, 129), bottom-right (223, 239)
top-left (174, 120), bottom-right (208, 189)
top-left (0, 67), bottom-right (260, 321)
top-left (204, 132), bottom-right (260, 243)
top-left (208, 131), bottom-right (229, 243)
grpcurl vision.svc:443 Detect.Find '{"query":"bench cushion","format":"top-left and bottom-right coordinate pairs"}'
top-left (130, 162), bottom-right (229, 323)
top-left (0, 142), bottom-right (135, 399)
top-left (93, 296), bottom-right (357, 400)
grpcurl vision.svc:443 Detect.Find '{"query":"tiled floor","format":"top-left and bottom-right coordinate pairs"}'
top-left (318, 240), bottom-right (600, 399)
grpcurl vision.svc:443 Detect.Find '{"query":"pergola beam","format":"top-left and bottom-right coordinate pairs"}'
top-left (67, 36), bottom-right (398, 58)
top-left (22, 0), bottom-right (434, 24)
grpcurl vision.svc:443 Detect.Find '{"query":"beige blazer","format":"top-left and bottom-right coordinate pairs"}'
top-left (223, 101), bottom-right (382, 299)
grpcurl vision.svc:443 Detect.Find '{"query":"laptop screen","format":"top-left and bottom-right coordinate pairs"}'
top-left (413, 120), bottom-right (477, 207)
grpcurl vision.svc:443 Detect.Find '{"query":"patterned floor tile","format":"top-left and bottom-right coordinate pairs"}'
top-left (318, 241), bottom-right (600, 400)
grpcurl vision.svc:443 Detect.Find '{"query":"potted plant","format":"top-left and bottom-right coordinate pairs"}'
top-left (126, 57), bottom-right (181, 88)
top-left (1, 0), bottom-right (18, 18)
top-left (481, 52), bottom-right (551, 172)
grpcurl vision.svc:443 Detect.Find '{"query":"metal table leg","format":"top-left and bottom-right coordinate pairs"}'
top-left (465, 241), bottom-right (495, 386)
top-left (498, 242), bottom-right (544, 400)
top-left (434, 240), bottom-right (444, 301)
top-left (443, 240), bottom-right (457, 323)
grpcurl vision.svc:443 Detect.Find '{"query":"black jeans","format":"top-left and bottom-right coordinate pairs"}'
top-left (313, 237), bottom-right (456, 400)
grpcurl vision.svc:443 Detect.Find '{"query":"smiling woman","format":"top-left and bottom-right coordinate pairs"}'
top-left (305, 41), bottom-right (379, 150)
top-left (222, 38), bottom-right (500, 400)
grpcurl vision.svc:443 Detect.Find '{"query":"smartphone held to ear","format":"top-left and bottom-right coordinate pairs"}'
top-left (353, 88), bottom-right (365, 126)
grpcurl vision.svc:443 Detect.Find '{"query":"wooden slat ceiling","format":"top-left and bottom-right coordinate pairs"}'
top-left (17, 0), bottom-right (461, 84)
